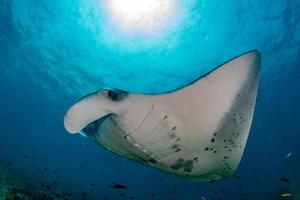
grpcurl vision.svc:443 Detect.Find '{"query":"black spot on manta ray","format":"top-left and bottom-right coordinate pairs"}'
top-left (211, 138), bottom-right (215, 143)
top-left (169, 133), bottom-right (177, 139)
top-left (170, 158), bottom-right (185, 170)
top-left (170, 159), bottom-right (194, 172)
top-left (148, 158), bottom-right (158, 164)
top-left (171, 144), bottom-right (180, 150)
top-left (183, 160), bottom-right (194, 173)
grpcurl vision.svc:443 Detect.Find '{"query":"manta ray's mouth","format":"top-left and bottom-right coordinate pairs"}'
top-left (79, 105), bottom-right (155, 140)
top-left (80, 114), bottom-right (113, 138)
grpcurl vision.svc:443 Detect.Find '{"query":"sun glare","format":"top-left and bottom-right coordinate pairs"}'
top-left (104, 0), bottom-right (176, 32)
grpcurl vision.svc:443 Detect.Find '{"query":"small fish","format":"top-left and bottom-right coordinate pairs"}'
top-left (285, 152), bottom-right (292, 158)
top-left (281, 193), bottom-right (292, 197)
top-left (90, 183), bottom-right (96, 187)
top-left (110, 182), bottom-right (127, 189)
top-left (280, 177), bottom-right (290, 183)
top-left (201, 197), bottom-right (208, 200)
top-left (150, 193), bottom-right (155, 197)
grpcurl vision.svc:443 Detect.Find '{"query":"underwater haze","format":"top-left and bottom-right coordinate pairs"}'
top-left (0, 0), bottom-right (300, 199)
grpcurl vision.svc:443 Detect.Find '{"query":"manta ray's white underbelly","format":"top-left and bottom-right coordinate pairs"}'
top-left (88, 99), bottom-right (249, 181)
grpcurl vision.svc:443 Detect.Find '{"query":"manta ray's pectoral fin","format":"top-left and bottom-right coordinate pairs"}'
top-left (164, 50), bottom-right (260, 181)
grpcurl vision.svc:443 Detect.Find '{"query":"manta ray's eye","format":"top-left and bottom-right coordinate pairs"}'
top-left (106, 89), bottom-right (128, 101)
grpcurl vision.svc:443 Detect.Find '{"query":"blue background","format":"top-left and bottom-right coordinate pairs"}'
top-left (0, 0), bottom-right (300, 199)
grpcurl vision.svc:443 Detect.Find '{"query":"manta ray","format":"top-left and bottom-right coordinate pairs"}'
top-left (64, 50), bottom-right (260, 182)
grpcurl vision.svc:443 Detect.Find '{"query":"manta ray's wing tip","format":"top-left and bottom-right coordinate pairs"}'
top-left (245, 49), bottom-right (261, 63)
top-left (245, 49), bottom-right (260, 55)
top-left (249, 49), bottom-right (260, 54)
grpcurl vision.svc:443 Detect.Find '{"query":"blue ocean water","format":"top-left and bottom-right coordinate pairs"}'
top-left (0, 0), bottom-right (300, 199)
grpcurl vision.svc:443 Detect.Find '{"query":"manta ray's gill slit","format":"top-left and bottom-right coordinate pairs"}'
top-left (148, 115), bottom-right (168, 135)
top-left (152, 115), bottom-right (169, 133)
top-left (107, 119), bottom-right (160, 166)
top-left (151, 132), bottom-right (181, 154)
top-left (140, 114), bottom-right (169, 144)
top-left (166, 128), bottom-right (181, 149)
top-left (139, 114), bottom-right (180, 155)
top-left (111, 105), bottom-right (169, 165)
top-left (124, 105), bottom-right (155, 138)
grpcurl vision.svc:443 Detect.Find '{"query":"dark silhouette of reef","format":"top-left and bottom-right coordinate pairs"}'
top-left (0, 168), bottom-right (93, 200)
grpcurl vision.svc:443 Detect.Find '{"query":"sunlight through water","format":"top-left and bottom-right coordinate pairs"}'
top-left (102, 0), bottom-right (177, 34)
